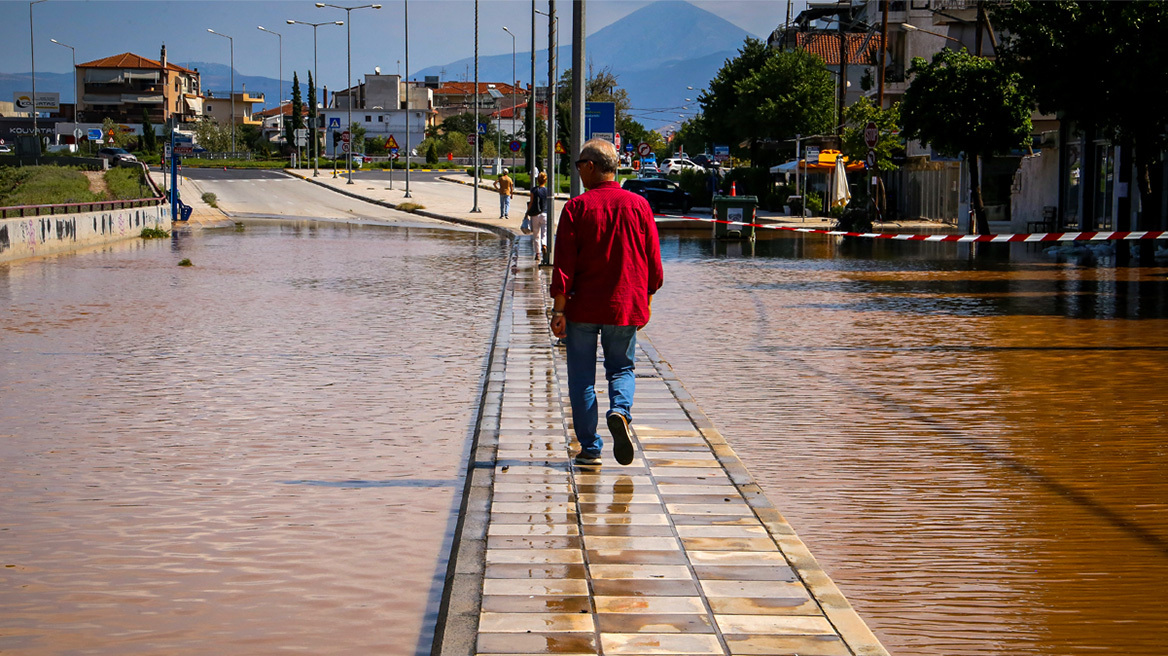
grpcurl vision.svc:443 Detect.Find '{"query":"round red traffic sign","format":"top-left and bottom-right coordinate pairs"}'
top-left (637, 142), bottom-right (652, 157)
top-left (864, 122), bottom-right (879, 148)
top-left (466, 134), bottom-right (476, 145)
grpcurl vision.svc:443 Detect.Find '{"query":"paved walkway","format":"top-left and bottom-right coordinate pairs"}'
top-left (177, 168), bottom-right (888, 654)
top-left (434, 237), bottom-right (888, 656)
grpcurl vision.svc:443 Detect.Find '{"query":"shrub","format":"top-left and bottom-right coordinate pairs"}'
top-left (202, 192), bottom-right (218, 207)
top-left (104, 167), bottom-right (146, 200)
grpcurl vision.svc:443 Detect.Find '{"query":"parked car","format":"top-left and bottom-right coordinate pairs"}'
top-left (0, 144), bottom-right (12, 154)
top-left (621, 177), bottom-right (691, 213)
top-left (690, 153), bottom-right (721, 170)
top-left (660, 157), bottom-right (700, 176)
top-left (98, 147), bottom-right (138, 165)
top-left (638, 165), bottom-right (663, 179)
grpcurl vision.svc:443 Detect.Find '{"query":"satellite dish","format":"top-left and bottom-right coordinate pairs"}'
top-left (375, 66), bottom-right (381, 75)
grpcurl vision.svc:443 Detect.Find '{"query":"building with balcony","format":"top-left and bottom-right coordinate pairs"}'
top-left (76, 46), bottom-right (202, 125)
top-left (202, 88), bottom-right (266, 127)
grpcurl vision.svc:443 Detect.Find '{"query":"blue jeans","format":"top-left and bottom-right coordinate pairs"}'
top-left (500, 194), bottom-right (511, 217)
top-left (565, 322), bottom-right (638, 457)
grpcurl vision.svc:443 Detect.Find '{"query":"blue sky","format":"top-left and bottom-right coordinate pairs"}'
top-left (1, 0), bottom-right (791, 94)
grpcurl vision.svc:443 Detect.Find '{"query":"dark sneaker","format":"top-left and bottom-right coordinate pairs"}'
top-left (573, 452), bottom-right (602, 466)
top-left (607, 413), bottom-right (634, 465)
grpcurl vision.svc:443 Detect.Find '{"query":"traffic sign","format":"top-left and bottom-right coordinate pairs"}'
top-left (467, 134), bottom-right (476, 145)
top-left (295, 128), bottom-right (307, 138)
top-left (341, 141), bottom-right (351, 154)
top-left (509, 139), bottom-right (521, 153)
top-left (555, 140), bottom-right (566, 155)
top-left (386, 134), bottom-right (399, 150)
top-left (389, 147), bottom-right (399, 155)
top-left (341, 130), bottom-right (351, 143)
top-left (637, 142), bottom-right (652, 157)
top-left (864, 122), bottom-right (879, 148)
top-left (866, 148), bottom-right (877, 168)
top-left (478, 123), bottom-right (487, 134)
top-left (73, 128), bottom-right (83, 139)
top-left (87, 128), bottom-right (103, 141)
top-left (614, 132), bottom-right (622, 149)
top-left (328, 117), bottom-right (341, 129)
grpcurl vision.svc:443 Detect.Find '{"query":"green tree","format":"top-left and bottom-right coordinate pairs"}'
top-left (699, 38), bottom-right (835, 164)
top-left (307, 71), bottom-right (318, 162)
top-left (101, 118), bottom-right (131, 149)
top-left (992, 0), bottom-right (1168, 244)
top-left (140, 109), bottom-right (157, 154)
top-left (349, 122), bottom-right (366, 153)
top-left (192, 119), bottom-right (233, 153)
top-left (426, 140), bottom-right (438, 165)
top-left (840, 97), bottom-right (901, 170)
top-left (285, 72), bottom-right (303, 148)
top-left (901, 49), bottom-right (1032, 235)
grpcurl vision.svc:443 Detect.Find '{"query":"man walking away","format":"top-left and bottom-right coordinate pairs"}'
top-left (549, 139), bottom-right (663, 466)
top-left (492, 168), bottom-right (514, 219)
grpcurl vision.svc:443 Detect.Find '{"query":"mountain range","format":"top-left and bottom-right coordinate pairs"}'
top-left (1, 1), bottom-right (759, 133)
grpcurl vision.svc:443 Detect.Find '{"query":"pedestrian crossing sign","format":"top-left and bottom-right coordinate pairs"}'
top-left (328, 117), bottom-right (341, 129)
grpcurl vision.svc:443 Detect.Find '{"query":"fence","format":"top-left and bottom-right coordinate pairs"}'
top-left (1, 162), bottom-right (164, 219)
top-left (885, 165), bottom-right (961, 225)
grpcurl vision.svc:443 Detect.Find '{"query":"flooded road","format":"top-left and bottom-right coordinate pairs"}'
top-left (647, 233), bottom-right (1168, 656)
top-left (0, 222), bottom-right (508, 655)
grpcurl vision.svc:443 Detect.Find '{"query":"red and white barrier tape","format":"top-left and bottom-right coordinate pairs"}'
top-left (672, 214), bottom-right (1168, 242)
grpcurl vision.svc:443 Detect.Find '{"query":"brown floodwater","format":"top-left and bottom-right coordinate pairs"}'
top-left (0, 221), bottom-right (509, 655)
top-left (647, 232), bottom-right (1168, 656)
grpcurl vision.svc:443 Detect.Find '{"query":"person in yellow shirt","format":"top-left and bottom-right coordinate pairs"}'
top-left (492, 168), bottom-right (515, 219)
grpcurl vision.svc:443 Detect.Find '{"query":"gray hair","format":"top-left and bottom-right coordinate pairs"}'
top-left (580, 138), bottom-right (619, 174)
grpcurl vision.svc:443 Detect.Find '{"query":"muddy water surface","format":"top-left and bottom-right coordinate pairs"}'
top-left (648, 233), bottom-right (1168, 656)
top-left (0, 222), bottom-right (508, 655)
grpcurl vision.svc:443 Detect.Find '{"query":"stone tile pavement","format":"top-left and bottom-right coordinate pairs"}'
top-left (435, 236), bottom-right (889, 656)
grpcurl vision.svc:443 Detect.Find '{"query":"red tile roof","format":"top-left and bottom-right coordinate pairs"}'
top-left (78, 52), bottom-right (197, 75)
top-left (491, 101), bottom-right (547, 120)
top-left (434, 81), bottom-right (524, 97)
top-left (796, 33), bottom-right (883, 66)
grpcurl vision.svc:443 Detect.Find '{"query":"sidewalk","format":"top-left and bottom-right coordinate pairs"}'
top-left (434, 238), bottom-right (889, 656)
top-left (148, 169), bottom-right (233, 227)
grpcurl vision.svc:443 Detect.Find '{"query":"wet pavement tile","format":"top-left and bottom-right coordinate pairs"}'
top-left (478, 611), bottom-right (595, 633)
top-left (485, 563), bottom-right (588, 579)
top-left (700, 580), bottom-right (811, 599)
top-left (485, 549), bottom-right (584, 564)
top-left (681, 537), bottom-right (780, 552)
top-left (582, 535), bottom-right (682, 551)
top-left (586, 549), bottom-right (692, 565)
top-left (707, 596), bottom-right (822, 616)
top-left (487, 523), bottom-right (579, 537)
top-left (487, 536), bottom-right (583, 550)
top-left (722, 634), bottom-right (851, 656)
top-left (482, 578), bottom-right (590, 596)
top-left (675, 525), bottom-right (768, 538)
top-left (579, 513), bottom-right (671, 526)
top-left (587, 564), bottom-right (694, 580)
top-left (479, 594), bottom-right (593, 614)
top-left (714, 614), bottom-right (835, 635)
top-left (590, 578), bottom-right (701, 597)
top-left (692, 565), bottom-right (796, 581)
top-left (593, 595), bottom-right (706, 614)
top-left (595, 612), bottom-right (715, 634)
top-left (476, 631), bottom-right (598, 654)
top-left (599, 632), bottom-right (723, 654)
top-left (579, 524), bottom-right (677, 537)
top-left (686, 551), bottom-right (790, 565)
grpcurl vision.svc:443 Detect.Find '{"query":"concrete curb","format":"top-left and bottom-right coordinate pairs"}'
top-left (283, 169), bottom-right (517, 241)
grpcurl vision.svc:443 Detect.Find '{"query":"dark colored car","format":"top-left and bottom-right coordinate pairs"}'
top-left (691, 153), bottom-right (721, 170)
top-left (622, 177), bottom-right (691, 213)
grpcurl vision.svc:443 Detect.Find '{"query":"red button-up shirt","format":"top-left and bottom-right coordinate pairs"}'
top-left (550, 180), bottom-right (664, 326)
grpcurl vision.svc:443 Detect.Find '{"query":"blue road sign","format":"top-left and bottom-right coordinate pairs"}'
top-left (328, 117), bottom-right (341, 129)
top-left (509, 140), bottom-right (522, 153)
top-left (585, 101), bottom-right (616, 141)
top-left (478, 123), bottom-right (487, 134)
top-left (389, 147), bottom-right (399, 155)
top-left (87, 128), bottom-right (103, 140)
top-left (624, 142), bottom-right (634, 152)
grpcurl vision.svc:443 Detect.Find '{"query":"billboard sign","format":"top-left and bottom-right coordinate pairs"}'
top-left (585, 101), bottom-right (615, 142)
top-left (14, 92), bottom-right (60, 112)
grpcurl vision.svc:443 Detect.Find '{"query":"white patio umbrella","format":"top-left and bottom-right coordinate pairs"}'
top-left (830, 154), bottom-right (851, 209)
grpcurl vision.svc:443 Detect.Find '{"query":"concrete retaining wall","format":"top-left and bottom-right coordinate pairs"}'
top-left (0, 204), bottom-right (171, 264)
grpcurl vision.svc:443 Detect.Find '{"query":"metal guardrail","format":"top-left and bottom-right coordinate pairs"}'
top-left (0, 161), bottom-right (165, 219)
top-left (183, 152), bottom-right (254, 161)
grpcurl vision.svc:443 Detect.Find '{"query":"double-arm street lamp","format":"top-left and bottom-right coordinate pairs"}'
top-left (207, 28), bottom-right (236, 154)
top-left (257, 25), bottom-right (283, 158)
top-left (49, 38), bottom-right (77, 150)
top-left (502, 26), bottom-right (517, 171)
top-left (316, 2), bottom-right (381, 185)
top-left (287, 19), bottom-right (343, 177)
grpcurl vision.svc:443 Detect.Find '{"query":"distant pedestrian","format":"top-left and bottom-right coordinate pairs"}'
top-left (528, 171), bottom-right (550, 262)
top-left (492, 168), bottom-right (514, 219)
top-left (549, 139), bottom-right (663, 467)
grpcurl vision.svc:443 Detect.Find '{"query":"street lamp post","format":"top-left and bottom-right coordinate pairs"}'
top-left (29, 0), bottom-right (49, 162)
top-left (471, 0), bottom-right (480, 213)
top-left (404, 0), bottom-right (411, 198)
top-left (536, 4), bottom-right (557, 263)
top-left (529, 2), bottom-right (536, 185)
top-left (316, 2), bottom-right (382, 185)
top-left (287, 19), bottom-right (343, 177)
top-left (257, 25), bottom-right (283, 162)
top-left (503, 26), bottom-right (516, 171)
top-left (50, 38), bottom-right (76, 152)
top-left (207, 29), bottom-right (235, 154)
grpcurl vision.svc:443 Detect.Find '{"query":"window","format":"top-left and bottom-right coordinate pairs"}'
top-left (207, 104), bottom-right (213, 112)
top-left (378, 115), bottom-right (384, 122)
top-left (365, 115), bottom-right (372, 122)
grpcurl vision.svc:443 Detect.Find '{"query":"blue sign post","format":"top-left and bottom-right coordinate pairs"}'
top-left (585, 101), bottom-right (616, 142)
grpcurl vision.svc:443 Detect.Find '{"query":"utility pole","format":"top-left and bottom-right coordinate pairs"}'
top-left (878, 0), bottom-right (888, 108)
top-left (471, 0), bottom-right (481, 212)
top-left (529, 1), bottom-right (536, 183)
top-left (570, 0), bottom-right (585, 197)
top-left (546, 2), bottom-right (557, 262)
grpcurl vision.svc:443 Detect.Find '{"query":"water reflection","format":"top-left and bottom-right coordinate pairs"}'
top-left (649, 230), bottom-right (1168, 656)
top-left (0, 221), bottom-right (509, 656)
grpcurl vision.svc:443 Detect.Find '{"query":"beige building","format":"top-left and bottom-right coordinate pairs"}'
top-left (76, 47), bottom-right (201, 125)
top-left (202, 89), bottom-right (266, 127)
